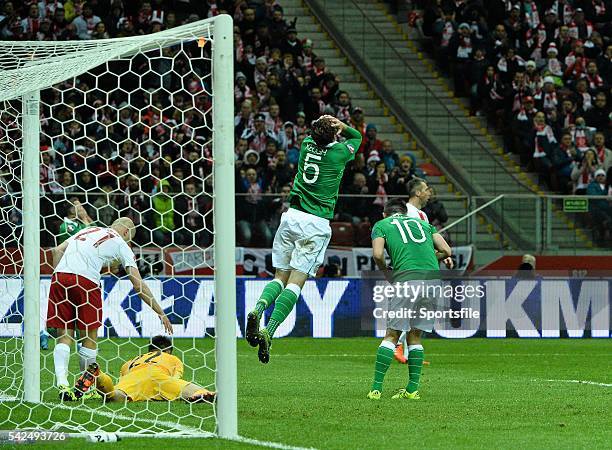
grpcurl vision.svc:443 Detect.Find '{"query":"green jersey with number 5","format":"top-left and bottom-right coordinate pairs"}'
top-left (371, 214), bottom-right (440, 274)
top-left (289, 126), bottom-right (362, 219)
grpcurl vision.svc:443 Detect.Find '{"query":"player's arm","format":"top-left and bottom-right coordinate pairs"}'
top-left (51, 240), bottom-right (69, 268)
top-left (330, 117), bottom-right (362, 152)
top-left (172, 358), bottom-right (184, 379)
top-left (433, 232), bottom-right (454, 269)
top-left (74, 200), bottom-right (94, 225)
top-left (372, 237), bottom-right (393, 282)
top-left (126, 266), bottom-right (173, 334)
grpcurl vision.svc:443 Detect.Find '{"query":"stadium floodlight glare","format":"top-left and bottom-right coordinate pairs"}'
top-left (0, 15), bottom-right (236, 439)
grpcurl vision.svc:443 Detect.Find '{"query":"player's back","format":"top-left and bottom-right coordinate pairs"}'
top-left (371, 214), bottom-right (439, 277)
top-left (289, 130), bottom-right (359, 219)
top-left (55, 226), bottom-right (136, 284)
top-left (121, 350), bottom-right (183, 378)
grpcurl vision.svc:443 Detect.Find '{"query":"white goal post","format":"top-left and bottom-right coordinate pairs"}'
top-left (0, 14), bottom-right (236, 439)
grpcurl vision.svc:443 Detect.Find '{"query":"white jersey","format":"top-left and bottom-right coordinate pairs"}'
top-left (54, 226), bottom-right (137, 285)
top-left (405, 202), bottom-right (429, 223)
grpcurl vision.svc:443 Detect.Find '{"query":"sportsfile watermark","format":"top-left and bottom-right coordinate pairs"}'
top-left (360, 271), bottom-right (612, 337)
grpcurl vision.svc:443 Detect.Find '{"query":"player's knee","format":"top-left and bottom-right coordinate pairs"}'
top-left (273, 272), bottom-right (289, 287)
top-left (407, 329), bottom-right (423, 344)
top-left (288, 270), bottom-right (308, 288)
top-left (384, 329), bottom-right (401, 344)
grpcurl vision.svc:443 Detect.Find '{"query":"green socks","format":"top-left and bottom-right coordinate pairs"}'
top-left (252, 279), bottom-right (284, 318)
top-left (265, 284), bottom-right (300, 337)
top-left (371, 341), bottom-right (395, 391)
top-left (406, 345), bottom-right (424, 393)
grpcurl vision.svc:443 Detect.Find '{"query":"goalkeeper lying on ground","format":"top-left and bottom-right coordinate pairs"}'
top-left (73, 335), bottom-right (216, 403)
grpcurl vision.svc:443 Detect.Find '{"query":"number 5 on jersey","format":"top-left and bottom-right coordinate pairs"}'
top-left (303, 153), bottom-right (321, 184)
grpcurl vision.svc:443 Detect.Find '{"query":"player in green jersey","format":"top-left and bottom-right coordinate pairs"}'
top-left (58, 199), bottom-right (95, 243)
top-left (366, 198), bottom-right (452, 400)
top-left (246, 115), bottom-right (362, 364)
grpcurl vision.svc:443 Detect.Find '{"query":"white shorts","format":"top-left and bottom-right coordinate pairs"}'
top-left (272, 208), bottom-right (332, 276)
top-left (386, 280), bottom-right (443, 333)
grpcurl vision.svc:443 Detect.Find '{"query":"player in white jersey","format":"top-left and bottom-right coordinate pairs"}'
top-left (46, 217), bottom-right (172, 401)
top-left (394, 178), bottom-right (453, 363)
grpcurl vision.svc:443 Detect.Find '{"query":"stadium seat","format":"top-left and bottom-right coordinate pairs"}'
top-left (330, 222), bottom-right (354, 247)
top-left (354, 221), bottom-right (372, 247)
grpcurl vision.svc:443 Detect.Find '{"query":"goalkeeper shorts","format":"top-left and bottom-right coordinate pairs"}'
top-left (271, 207), bottom-right (331, 277)
top-left (46, 272), bottom-right (102, 331)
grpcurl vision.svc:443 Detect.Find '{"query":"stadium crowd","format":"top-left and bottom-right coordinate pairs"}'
top-left (416, 0), bottom-right (611, 241)
top-left (0, 0), bottom-right (435, 249)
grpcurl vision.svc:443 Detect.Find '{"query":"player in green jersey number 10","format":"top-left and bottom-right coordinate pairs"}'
top-left (245, 115), bottom-right (362, 364)
top-left (367, 199), bottom-right (453, 400)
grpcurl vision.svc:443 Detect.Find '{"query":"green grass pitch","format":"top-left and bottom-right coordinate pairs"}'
top-left (1, 337), bottom-right (611, 449)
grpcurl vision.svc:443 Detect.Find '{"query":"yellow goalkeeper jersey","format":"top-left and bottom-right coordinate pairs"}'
top-left (120, 350), bottom-right (184, 379)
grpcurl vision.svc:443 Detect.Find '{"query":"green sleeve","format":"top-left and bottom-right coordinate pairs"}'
top-left (371, 222), bottom-right (385, 240)
top-left (429, 223), bottom-right (438, 235)
top-left (341, 126), bottom-right (363, 161)
top-left (57, 222), bottom-right (69, 244)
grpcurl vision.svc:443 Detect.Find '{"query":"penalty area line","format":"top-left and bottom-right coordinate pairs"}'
top-left (543, 379), bottom-right (612, 388)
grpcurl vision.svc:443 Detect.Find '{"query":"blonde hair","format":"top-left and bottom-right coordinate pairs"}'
top-left (111, 217), bottom-right (136, 242)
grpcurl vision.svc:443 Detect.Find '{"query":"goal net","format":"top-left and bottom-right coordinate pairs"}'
top-left (0, 15), bottom-right (236, 439)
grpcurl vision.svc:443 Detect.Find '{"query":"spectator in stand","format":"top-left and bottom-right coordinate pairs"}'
top-left (235, 72), bottom-right (253, 107)
top-left (587, 169), bottom-right (612, 242)
top-left (349, 107), bottom-right (367, 153)
top-left (334, 90), bottom-right (352, 123)
top-left (152, 180), bottom-right (174, 246)
top-left (337, 172), bottom-right (370, 224)
top-left (269, 6), bottom-right (287, 43)
top-left (294, 111), bottom-right (308, 135)
top-left (592, 132), bottom-right (611, 173)
top-left (279, 25), bottom-right (302, 60)
top-left (380, 139), bottom-right (399, 171)
top-left (304, 86), bottom-right (326, 123)
top-left (175, 181), bottom-right (211, 247)
top-left (266, 104), bottom-right (283, 135)
top-left (20, 3), bottom-right (41, 40)
top-left (448, 22), bottom-right (477, 97)
top-left (585, 92), bottom-right (608, 131)
top-left (389, 155), bottom-right (416, 195)
top-left (241, 113), bottom-right (277, 153)
top-left (236, 167), bottom-right (272, 247)
top-left (301, 38), bottom-right (316, 72)
top-left (72, 2), bottom-right (101, 39)
top-left (367, 161), bottom-right (390, 223)
top-left (572, 148), bottom-right (601, 194)
top-left (235, 99), bottom-right (254, 139)
top-left (363, 124), bottom-right (383, 155)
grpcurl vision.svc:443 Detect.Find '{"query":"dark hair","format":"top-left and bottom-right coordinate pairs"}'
top-left (310, 116), bottom-right (336, 147)
top-left (407, 177), bottom-right (427, 198)
top-left (384, 198), bottom-right (407, 215)
top-left (149, 335), bottom-right (172, 353)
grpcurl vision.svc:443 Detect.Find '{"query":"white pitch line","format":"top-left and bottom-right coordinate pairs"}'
top-left (238, 352), bottom-right (596, 358)
top-left (544, 379), bottom-right (612, 388)
top-left (231, 435), bottom-right (318, 450)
